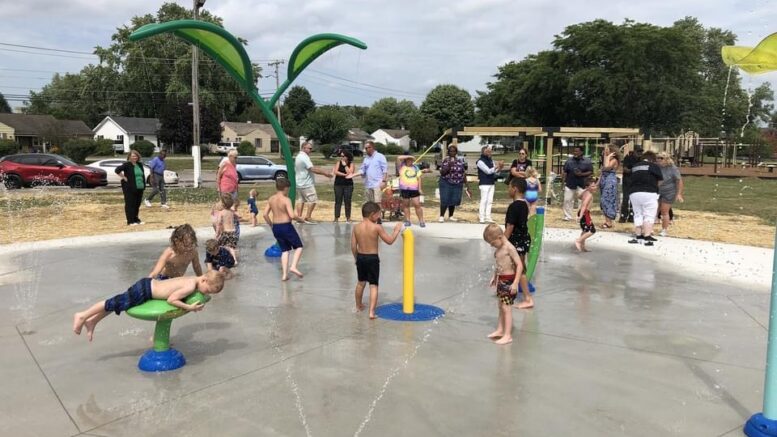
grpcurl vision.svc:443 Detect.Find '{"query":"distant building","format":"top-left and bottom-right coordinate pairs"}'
top-left (342, 128), bottom-right (373, 150)
top-left (370, 128), bottom-right (412, 151)
top-left (0, 113), bottom-right (92, 152)
top-left (221, 121), bottom-right (291, 154)
top-left (93, 116), bottom-right (160, 153)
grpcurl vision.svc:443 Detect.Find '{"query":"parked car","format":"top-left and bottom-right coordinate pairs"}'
top-left (330, 144), bottom-right (363, 158)
top-left (235, 155), bottom-right (288, 181)
top-left (0, 153), bottom-right (108, 189)
top-left (87, 159), bottom-right (179, 185)
top-left (210, 142), bottom-right (239, 155)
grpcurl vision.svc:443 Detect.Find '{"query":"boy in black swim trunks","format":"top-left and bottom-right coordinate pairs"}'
top-left (576, 177), bottom-right (598, 252)
top-left (204, 239), bottom-right (237, 279)
top-left (263, 178), bottom-right (305, 281)
top-left (504, 178), bottom-right (533, 309)
top-left (351, 201), bottom-right (403, 318)
top-left (72, 271), bottom-right (225, 342)
top-left (483, 224), bottom-right (525, 345)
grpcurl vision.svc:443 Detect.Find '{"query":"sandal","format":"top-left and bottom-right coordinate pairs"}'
top-left (602, 223), bottom-right (612, 229)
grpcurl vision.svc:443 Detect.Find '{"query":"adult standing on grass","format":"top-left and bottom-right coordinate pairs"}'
top-left (656, 151), bottom-right (684, 237)
top-left (619, 147), bottom-right (641, 223)
top-left (509, 148), bottom-right (532, 181)
top-left (295, 141), bottom-right (333, 224)
top-left (599, 144), bottom-right (620, 229)
top-left (348, 140), bottom-right (388, 205)
top-left (217, 149), bottom-right (239, 202)
top-left (115, 149), bottom-right (146, 226)
top-left (628, 150), bottom-right (663, 246)
top-left (332, 149), bottom-right (355, 223)
top-left (562, 146), bottom-right (594, 221)
top-left (145, 148), bottom-right (169, 209)
top-left (438, 144), bottom-right (471, 222)
top-left (477, 145), bottom-right (503, 224)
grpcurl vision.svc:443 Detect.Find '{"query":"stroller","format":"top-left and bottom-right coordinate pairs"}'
top-left (380, 178), bottom-right (404, 222)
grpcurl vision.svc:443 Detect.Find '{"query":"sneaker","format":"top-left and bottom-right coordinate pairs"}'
top-left (129, 222), bottom-right (139, 226)
top-left (161, 204), bottom-right (170, 209)
top-left (420, 222), bottom-right (426, 228)
top-left (438, 216), bottom-right (445, 223)
top-left (479, 220), bottom-right (485, 224)
top-left (644, 235), bottom-right (657, 242)
top-left (136, 221), bottom-right (145, 225)
top-left (448, 217), bottom-right (459, 222)
top-left (628, 235), bottom-right (643, 244)
top-left (345, 219), bottom-right (352, 224)
top-left (644, 241), bottom-right (654, 247)
top-left (144, 199), bottom-right (152, 207)
top-left (303, 219), bottom-right (318, 225)
top-left (404, 221), bottom-right (412, 227)
top-left (659, 229), bottom-right (667, 237)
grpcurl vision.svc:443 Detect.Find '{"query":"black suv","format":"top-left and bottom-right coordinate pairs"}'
top-left (330, 144), bottom-right (363, 158)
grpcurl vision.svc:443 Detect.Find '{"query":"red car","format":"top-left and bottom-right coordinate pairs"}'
top-left (0, 153), bottom-right (108, 189)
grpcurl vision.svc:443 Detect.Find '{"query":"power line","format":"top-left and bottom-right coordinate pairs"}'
top-left (0, 42), bottom-right (93, 55)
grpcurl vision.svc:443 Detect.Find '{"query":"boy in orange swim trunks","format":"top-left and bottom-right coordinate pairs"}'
top-left (483, 224), bottom-right (532, 345)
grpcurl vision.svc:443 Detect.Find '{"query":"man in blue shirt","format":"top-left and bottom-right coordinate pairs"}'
top-left (349, 140), bottom-right (388, 203)
top-left (561, 146), bottom-right (593, 220)
top-left (145, 149), bottom-right (169, 209)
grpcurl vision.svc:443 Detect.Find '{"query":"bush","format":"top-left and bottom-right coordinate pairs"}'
top-left (237, 140), bottom-right (255, 156)
top-left (0, 139), bottom-right (18, 157)
top-left (131, 140), bottom-right (155, 157)
top-left (62, 139), bottom-right (97, 164)
top-left (319, 144), bottom-right (335, 158)
top-left (94, 138), bottom-right (115, 156)
top-left (384, 144), bottom-right (405, 156)
top-left (372, 142), bottom-right (387, 154)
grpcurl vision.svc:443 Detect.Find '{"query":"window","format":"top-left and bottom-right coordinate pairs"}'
top-left (236, 137), bottom-right (242, 142)
top-left (136, 135), bottom-right (144, 141)
top-left (115, 135), bottom-right (124, 144)
top-left (97, 135), bottom-right (104, 140)
top-left (255, 157), bottom-right (269, 165)
top-left (254, 138), bottom-right (262, 148)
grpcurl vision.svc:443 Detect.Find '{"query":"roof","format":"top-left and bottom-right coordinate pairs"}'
top-left (95, 116), bottom-right (159, 134)
top-left (0, 113), bottom-right (92, 137)
top-left (347, 128), bottom-right (372, 142)
top-left (376, 128), bottom-right (410, 139)
top-left (222, 121), bottom-right (288, 139)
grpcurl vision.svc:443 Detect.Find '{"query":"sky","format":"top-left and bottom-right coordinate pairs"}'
top-left (2, 0), bottom-right (777, 113)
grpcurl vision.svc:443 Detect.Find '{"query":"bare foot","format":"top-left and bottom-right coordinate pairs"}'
top-left (84, 318), bottom-right (98, 341)
top-left (355, 303), bottom-right (365, 312)
top-left (494, 336), bottom-right (513, 345)
top-left (487, 331), bottom-right (503, 339)
top-left (369, 313), bottom-right (377, 319)
top-left (290, 268), bottom-right (304, 278)
top-left (281, 275), bottom-right (289, 281)
top-left (582, 246), bottom-right (591, 252)
top-left (516, 300), bottom-right (534, 309)
top-left (73, 313), bottom-right (86, 335)
top-left (574, 239), bottom-right (583, 252)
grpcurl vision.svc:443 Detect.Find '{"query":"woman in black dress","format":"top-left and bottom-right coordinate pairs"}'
top-left (332, 149), bottom-right (355, 223)
top-left (115, 149), bottom-right (146, 225)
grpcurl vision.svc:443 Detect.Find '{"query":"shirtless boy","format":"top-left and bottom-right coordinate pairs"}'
top-left (483, 224), bottom-right (523, 345)
top-left (147, 224), bottom-right (203, 279)
top-left (73, 271), bottom-right (225, 341)
top-left (576, 177), bottom-right (598, 252)
top-left (263, 178), bottom-right (304, 281)
top-left (216, 194), bottom-right (239, 261)
top-left (351, 201), bottom-right (403, 318)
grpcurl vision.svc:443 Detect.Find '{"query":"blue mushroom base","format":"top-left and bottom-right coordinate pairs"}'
top-left (264, 243), bottom-right (282, 257)
top-left (375, 303), bottom-right (445, 322)
top-left (138, 348), bottom-right (186, 372)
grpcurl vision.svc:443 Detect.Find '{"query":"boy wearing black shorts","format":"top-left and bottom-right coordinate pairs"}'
top-left (351, 202), bottom-right (403, 318)
top-left (504, 178), bottom-right (533, 307)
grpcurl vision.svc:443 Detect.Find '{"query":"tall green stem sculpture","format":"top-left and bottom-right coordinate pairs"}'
top-left (129, 20), bottom-right (367, 202)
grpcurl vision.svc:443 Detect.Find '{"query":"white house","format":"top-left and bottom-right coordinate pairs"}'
top-left (93, 116), bottom-right (160, 153)
top-left (371, 129), bottom-right (412, 151)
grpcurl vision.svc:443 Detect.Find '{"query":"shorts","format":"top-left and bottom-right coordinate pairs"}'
top-left (272, 222), bottom-right (303, 252)
top-left (356, 253), bottom-right (380, 285)
top-left (496, 274), bottom-right (516, 306)
top-left (579, 210), bottom-right (596, 234)
top-left (104, 278), bottom-right (153, 315)
top-left (219, 231), bottom-right (239, 249)
top-left (297, 185), bottom-right (318, 203)
top-left (510, 233), bottom-right (531, 254)
top-left (155, 274), bottom-right (170, 280)
top-left (400, 190), bottom-right (420, 199)
top-left (365, 187), bottom-right (382, 203)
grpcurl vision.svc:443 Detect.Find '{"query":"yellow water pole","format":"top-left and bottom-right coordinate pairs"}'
top-left (402, 228), bottom-right (415, 314)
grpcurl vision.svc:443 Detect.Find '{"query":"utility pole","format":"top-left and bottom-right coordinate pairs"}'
top-left (191, 0), bottom-right (206, 188)
top-left (268, 59), bottom-right (285, 124)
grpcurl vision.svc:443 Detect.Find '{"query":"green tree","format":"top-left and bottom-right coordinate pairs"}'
top-left (408, 113), bottom-right (439, 149)
top-left (361, 97), bottom-right (418, 133)
top-left (0, 92), bottom-right (11, 113)
top-left (302, 106), bottom-right (354, 145)
top-left (158, 100), bottom-right (222, 153)
top-left (420, 85), bottom-right (474, 130)
top-left (284, 86), bottom-right (316, 126)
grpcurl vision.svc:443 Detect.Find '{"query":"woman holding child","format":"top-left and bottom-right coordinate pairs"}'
top-left (115, 149), bottom-right (146, 226)
top-left (657, 151), bottom-right (684, 237)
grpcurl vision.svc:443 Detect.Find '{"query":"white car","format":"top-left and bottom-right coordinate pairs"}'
top-left (87, 159), bottom-right (179, 185)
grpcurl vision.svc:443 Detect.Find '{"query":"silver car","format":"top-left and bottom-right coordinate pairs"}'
top-left (235, 156), bottom-right (288, 181)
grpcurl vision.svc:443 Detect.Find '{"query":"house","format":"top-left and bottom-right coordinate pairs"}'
top-left (0, 113), bottom-right (92, 152)
top-left (370, 128), bottom-right (412, 151)
top-left (93, 116), bottom-right (160, 153)
top-left (221, 121), bottom-right (290, 154)
top-left (341, 128), bottom-right (373, 151)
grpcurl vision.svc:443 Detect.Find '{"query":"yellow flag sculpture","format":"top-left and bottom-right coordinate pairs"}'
top-left (722, 32), bottom-right (777, 73)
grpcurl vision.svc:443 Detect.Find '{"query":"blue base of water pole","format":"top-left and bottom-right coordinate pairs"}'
top-left (264, 243), bottom-right (282, 257)
top-left (745, 413), bottom-right (777, 437)
top-left (520, 282), bottom-right (536, 294)
top-left (375, 303), bottom-right (445, 322)
top-left (138, 348), bottom-right (186, 372)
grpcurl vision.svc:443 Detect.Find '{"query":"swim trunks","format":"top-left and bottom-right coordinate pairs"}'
top-left (104, 278), bottom-right (153, 315)
top-left (219, 231), bottom-right (238, 248)
top-left (579, 210), bottom-right (596, 234)
top-left (272, 222), bottom-right (303, 252)
top-left (205, 247), bottom-right (235, 270)
top-left (400, 189), bottom-right (421, 199)
top-left (496, 274), bottom-right (517, 306)
top-left (356, 253), bottom-right (380, 285)
top-left (510, 233), bottom-right (531, 254)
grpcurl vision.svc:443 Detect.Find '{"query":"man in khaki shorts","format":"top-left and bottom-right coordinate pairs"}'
top-left (295, 141), bottom-right (333, 224)
top-left (348, 140), bottom-right (388, 203)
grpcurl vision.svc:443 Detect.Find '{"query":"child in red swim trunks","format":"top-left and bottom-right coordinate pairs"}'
top-left (576, 177), bottom-right (598, 252)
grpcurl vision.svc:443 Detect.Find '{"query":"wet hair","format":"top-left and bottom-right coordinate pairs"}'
top-left (205, 270), bottom-right (226, 293)
top-left (220, 193), bottom-right (234, 209)
top-left (584, 177), bottom-right (597, 187)
top-left (642, 150), bottom-right (657, 162)
top-left (362, 201), bottom-right (381, 217)
top-left (170, 224), bottom-right (198, 254)
top-left (276, 177), bottom-right (290, 191)
top-left (510, 177), bottom-right (527, 193)
top-left (205, 239), bottom-right (219, 254)
top-left (483, 223), bottom-right (503, 242)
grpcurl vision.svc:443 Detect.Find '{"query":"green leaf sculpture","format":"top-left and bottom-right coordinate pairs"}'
top-left (130, 20), bottom-right (367, 202)
top-left (722, 32), bottom-right (777, 74)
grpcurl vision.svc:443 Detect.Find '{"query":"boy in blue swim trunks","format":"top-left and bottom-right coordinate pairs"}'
top-left (72, 271), bottom-right (225, 341)
top-left (263, 178), bottom-right (305, 281)
top-left (204, 238), bottom-right (237, 278)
